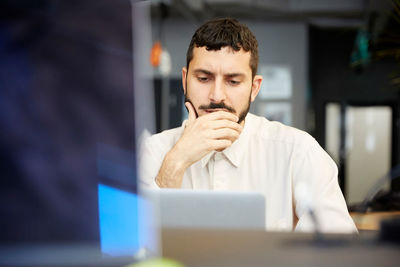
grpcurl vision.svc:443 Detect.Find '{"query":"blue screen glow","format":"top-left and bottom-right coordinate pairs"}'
top-left (98, 184), bottom-right (139, 256)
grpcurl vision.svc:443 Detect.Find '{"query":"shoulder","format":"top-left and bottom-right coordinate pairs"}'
top-left (139, 125), bottom-right (184, 163)
top-left (145, 125), bottom-right (184, 148)
top-left (246, 113), bottom-right (315, 148)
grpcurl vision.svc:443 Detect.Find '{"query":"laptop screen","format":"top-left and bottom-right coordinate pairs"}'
top-left (0, 0), bottom-right (154, 261)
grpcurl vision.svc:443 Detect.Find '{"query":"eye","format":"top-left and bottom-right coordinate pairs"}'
top-left (197, 77), bottom-right (209, 83)
top-left (228, 80), bottom-right (240, 86)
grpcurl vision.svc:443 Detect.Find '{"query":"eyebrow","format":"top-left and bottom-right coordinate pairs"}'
top-left (192, 69), bottom-right (245, 78)
top-left (193, 69), bottom-right (213, 76)
top-left (226, 73), bottom-right (245, 79)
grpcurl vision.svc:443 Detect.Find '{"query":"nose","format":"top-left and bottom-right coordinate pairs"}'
top-left (208, 78), bottom-right (226, 103)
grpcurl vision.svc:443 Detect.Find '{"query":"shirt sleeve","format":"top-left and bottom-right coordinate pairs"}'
top-left (292, 137), bottom-right (357, 233)
top-left (138, 134), bottom-right (162, 189)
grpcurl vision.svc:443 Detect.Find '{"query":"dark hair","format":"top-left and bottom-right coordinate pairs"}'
top-left (186, 18), bottom-right (258, 78)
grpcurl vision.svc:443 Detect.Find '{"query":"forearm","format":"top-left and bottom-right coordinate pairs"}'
top-left (155, 148), bottom-right (188, 188)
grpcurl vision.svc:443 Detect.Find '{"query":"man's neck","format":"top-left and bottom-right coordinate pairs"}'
top-left (239, 119), bottom-right (245, 128)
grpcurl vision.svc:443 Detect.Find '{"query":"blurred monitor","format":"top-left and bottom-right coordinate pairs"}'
top-left (0, 0), bottom-right (156, 264)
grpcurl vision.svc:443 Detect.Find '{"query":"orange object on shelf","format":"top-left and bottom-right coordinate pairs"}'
top-left (150, 41), bottom-right (162, 67)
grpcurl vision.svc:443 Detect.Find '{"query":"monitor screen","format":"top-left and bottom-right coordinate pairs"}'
top-left (0, 0), bottom-right (153, 261)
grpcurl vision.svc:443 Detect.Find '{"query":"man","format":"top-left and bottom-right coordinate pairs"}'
top-left (140, 18), bottom-right (357, 233)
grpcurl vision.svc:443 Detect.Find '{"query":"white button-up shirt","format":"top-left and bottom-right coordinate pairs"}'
top-left (139, 113), bottom-right (357, 233)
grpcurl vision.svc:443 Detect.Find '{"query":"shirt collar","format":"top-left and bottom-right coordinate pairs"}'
top-left (201, 151), bottom-right (215, 168)
top-left (200, 113), bottom-right (252, 168)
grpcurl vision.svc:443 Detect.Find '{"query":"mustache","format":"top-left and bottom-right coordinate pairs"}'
top-left (199, 102), bottom-right (236, 113)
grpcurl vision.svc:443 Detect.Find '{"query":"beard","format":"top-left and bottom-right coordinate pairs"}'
top-left (237, 96), bottom-right (251, 124)
top-left (184, 94), bottom-right (251, 124)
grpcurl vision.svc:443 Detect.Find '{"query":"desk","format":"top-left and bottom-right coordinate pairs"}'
top-left (162, 228), bottom-right (399, 267)
top-left (350, 211), bottom-right (400, 231)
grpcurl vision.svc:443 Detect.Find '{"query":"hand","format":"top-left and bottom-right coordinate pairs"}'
top-left (172, 101), bottom-right (243, 167)
top-left (155, 101), bottom-right (242, 188)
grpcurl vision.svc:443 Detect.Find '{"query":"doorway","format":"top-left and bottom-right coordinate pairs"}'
top-left (325, 103), bottom-right (395, 205)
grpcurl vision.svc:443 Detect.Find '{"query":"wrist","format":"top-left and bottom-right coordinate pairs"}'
top-left (155, 148), bottom-right (188, 188)
top-left (169, 142), bottom-right (192, 170)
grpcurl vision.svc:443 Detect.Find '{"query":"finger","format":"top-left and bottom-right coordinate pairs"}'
top-left (185, 102), bottom-right (197, 123)
top-left (202, 110), bottom-right (239, 122)
top-left (208, 139), bottom-right (232, 151)
top-left (208, 128), bottom-right (241, 142)
top-left (208, 119), bottom-right (243, 132)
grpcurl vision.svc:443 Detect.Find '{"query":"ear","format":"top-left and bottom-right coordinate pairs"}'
top-left (250, 75), bottom-right (263, 102)
top-left (182, 67), bottom-right (188, 95)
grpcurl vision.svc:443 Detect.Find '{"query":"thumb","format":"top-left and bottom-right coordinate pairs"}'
top-left (185, 101), bottom-right (196, 123)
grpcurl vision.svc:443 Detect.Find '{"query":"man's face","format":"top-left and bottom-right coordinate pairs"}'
top-left (182, 46), bottom-right (262, 125)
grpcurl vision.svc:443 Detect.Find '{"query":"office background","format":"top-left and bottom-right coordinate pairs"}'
top-left (0, 0), bottom-right (399, 250)
top-left (147, 0), bottom-right (400, 206)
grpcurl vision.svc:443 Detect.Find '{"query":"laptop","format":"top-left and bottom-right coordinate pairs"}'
top-left (142, 189), bottom-right (266, 230)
